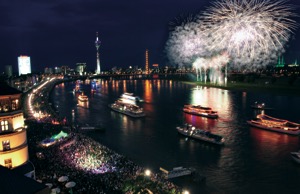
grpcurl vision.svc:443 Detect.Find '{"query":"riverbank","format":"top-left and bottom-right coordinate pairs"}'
top-left (182, 81), bottom-right (300, 96)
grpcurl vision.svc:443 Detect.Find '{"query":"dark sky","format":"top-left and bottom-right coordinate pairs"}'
top-left (1, 0), bottom-right (300, 73)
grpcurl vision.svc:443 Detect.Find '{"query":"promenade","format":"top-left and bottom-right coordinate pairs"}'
top-left (24, 77), bottom-right (184, 194)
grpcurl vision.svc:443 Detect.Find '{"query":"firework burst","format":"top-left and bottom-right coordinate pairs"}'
top-left (166, 0), bottom-right (298, 70)
top-left (200, 0), bottom-right (298, 69)
top-left (165, 20), bottom-right (210, 66)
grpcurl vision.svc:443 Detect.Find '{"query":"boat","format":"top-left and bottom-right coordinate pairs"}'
top-left (78, 92), bottom-right (88, 102)
top-left (73, 84), bottom-right (81, 93)
top-left (183, 104), bottom-right (218, 118)
top-left (120, 93), bottom-right (143, 103)
top-left (290, 151), bottom-right (300, 164)
top-left (251, 102), bottom-right (273, 110)
top-left (160, 167), bottom-right (194, 179)
top-left (177, 124), bottom-right (225, 145)
top-left (109, 100), bottom-right (145, 118)
top-left (247, 114), bottom-right (300, 135)
top-left (78, 124), bottom-right (105, 132)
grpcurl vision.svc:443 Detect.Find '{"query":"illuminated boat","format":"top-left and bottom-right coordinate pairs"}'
top-left (247, 114), bottom-right (300, 135)
top-left (120, 93), bottom-right (143, 103)
top-left (160, 167), bottom-right (194, 179)
top-left (183, 105), bottom-right (218, 119)
top-left (251, 102), bottom-right (273, 110)
top-left (78, 92), bottom-right (89, 102)
top-left (73, 84), bottom-right (81, 93)
top-left (109, 100), bottom-right (145, 118)
top-left (177, 124), bottom-right (224, 145)
top-left (290, 151), bottom-right (300, 164)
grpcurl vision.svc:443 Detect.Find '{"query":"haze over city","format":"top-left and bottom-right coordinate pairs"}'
top-left (1, 0), bottom-right (300, 73)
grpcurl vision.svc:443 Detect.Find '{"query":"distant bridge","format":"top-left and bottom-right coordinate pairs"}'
top-left (66, 72), bottom-right (196, 81)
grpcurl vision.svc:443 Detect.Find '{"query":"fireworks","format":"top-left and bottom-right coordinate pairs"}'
top-left (166, 0), bottom-right (298, 72)
top-left (166, 21), bottom-right (209, 66)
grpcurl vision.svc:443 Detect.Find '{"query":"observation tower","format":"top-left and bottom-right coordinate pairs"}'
top-left (95, 32), bottom-right (101, 74)
top-left (145, 49), bottom-right (149, 74)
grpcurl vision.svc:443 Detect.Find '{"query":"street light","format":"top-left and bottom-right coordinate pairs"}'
top-left (182, 190), bottom-right (190, 194)
top-left (144, 169), bottom-right (151, 177)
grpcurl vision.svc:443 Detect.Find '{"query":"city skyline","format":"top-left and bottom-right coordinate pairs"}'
top-left (1, 0), bottom-right (300, 74)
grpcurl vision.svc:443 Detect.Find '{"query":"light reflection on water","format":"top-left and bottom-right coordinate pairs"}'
top-left (52, 79), bottom-right (300, 194)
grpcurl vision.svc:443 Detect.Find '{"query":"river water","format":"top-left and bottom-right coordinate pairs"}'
top-left (51, 79), bottom-right (300, 194)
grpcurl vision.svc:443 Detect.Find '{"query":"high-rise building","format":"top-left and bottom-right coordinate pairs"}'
top-left (54, 67), bottom-right (62, 74)
top-left (76, 63), bottom-right (87, 75)
top-left (5, 65), bottom-right (13, 77)
top-left (95, 32), bottom-right (101, 74)
top-left (145, 49), bottom-right (149, 74)
top-left (44, 67), bottom-right (53, 74)
top-left (276, 56), bottom-right (285, 68)
top-left (18, 56), bottom-right (31, 76)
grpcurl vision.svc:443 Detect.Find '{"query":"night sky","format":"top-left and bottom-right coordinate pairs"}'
top-left (1, 0), bottom-right (300, 74)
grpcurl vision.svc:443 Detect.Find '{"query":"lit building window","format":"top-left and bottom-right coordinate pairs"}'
top-left (12, 99), bottom-right (19, 110)
top-left (1, 121), bottom-right (8, 131)
top-left (4, 158), bottom-right (12, 169)
top-left (2, 140), bottom-right (10, 151)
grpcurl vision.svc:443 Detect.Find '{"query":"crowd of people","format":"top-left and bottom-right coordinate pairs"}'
top-left (28, 124), bottom-right (182, 193)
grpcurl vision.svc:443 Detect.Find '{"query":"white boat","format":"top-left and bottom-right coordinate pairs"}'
top-left (78, 92), bottom-right (88, 102)
top-left (290, 151), bottom-right (300, 164)
top-left (177, 124), bottom-right (225, 145)
top-left (120, 93), bottom-right (143, 103)
top-left (109, 100), bottom-right (145, 118)
top-left (183, 104), bottom-right (218, 119)
top-left (247, 114), bottom-right (300, 135)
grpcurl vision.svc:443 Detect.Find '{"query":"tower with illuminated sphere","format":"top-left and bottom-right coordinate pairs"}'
top-left (95, 32), bottom-right (101, 74)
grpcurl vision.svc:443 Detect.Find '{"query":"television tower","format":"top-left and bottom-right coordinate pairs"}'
top-left (145, 49), bottom-right (149, 74)
top-left (95, 32), bottom-right (101, 74)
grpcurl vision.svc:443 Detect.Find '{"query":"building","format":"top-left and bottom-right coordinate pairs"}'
top-left (0, 165), bottom-right (49, 194)
top-left (152, 64), bottom-right (159, 73)
top-left (76, 63), bottom-right (87, 75)
top-left (44, 67), bottom-right (53, 74)
top-left (54, 67), bottom-right (62, 74)
top-left (276, 56), bottom-right (285, 68)
top-left (0, 82), bottom-right (35, 178)
top-left (18, 56), bottom-right (31, 76)
top-left (5, 65), bottom-right (13, 77)
top-left (61, 66), bottom-right (71, 75)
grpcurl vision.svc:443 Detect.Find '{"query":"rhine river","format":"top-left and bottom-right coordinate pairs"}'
top-left (51, 79), bottom-right (300, 194)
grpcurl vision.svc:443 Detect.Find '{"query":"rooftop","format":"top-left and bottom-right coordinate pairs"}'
top-left (0, 81), bottom-right (22, 96)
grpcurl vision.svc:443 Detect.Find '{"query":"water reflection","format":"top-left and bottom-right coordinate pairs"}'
top-left (183, 113), bottom-right (217, 130)
top-left (144, 80), bottom-right (152, 103)
top-left (77, 100), bottom-right (89, 109)
top-left (250, 127), bottom-right (299, 165)
top-left (189, 87), bottom-right (233, 120)
top-left (109, 111), bottom-right (143, 134)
